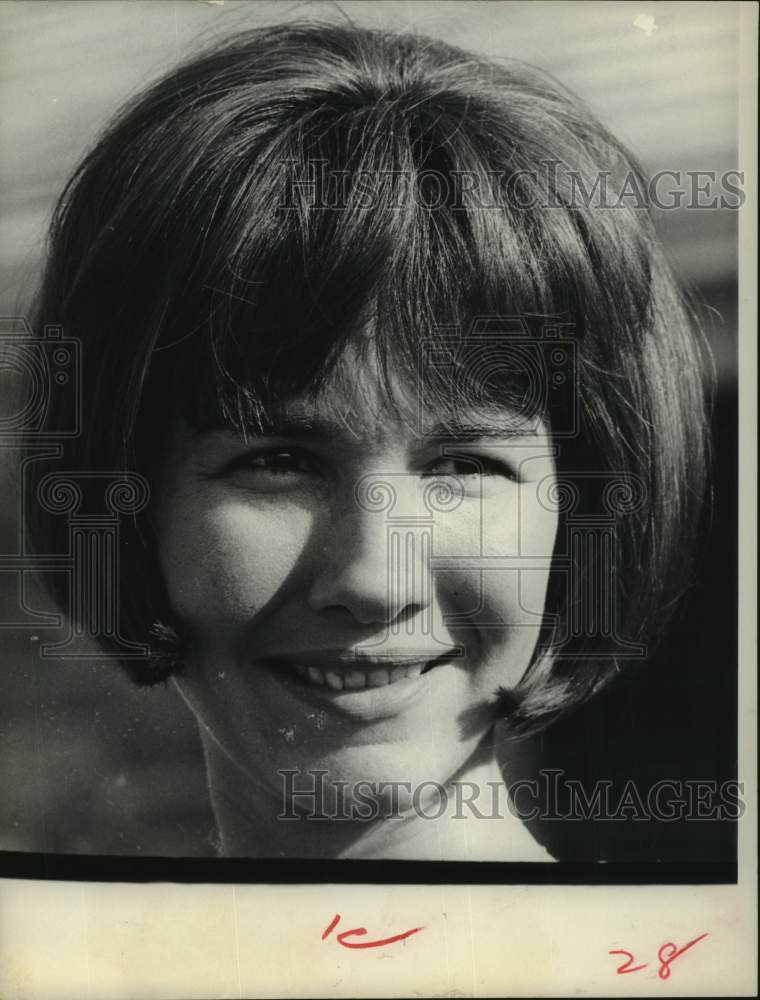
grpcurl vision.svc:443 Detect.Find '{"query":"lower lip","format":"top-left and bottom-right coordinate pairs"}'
top-left (259, 659), bottom-right (453, 721)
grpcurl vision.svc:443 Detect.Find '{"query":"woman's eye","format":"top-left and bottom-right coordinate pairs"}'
top-left (247, 450), bottom-right (315, 475)
top-left (424, 456), bottom-right (517, 480)
top-left (224, 448), bottom-right (322, 487)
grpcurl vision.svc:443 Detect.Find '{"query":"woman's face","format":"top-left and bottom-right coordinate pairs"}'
top-left (151, 344), bottom-right (559, 810)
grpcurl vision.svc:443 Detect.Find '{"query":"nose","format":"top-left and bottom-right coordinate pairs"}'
top-left (307, 488), bottom-right (433, 626)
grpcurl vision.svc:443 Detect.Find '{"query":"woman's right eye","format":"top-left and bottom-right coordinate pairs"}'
top-left (223, 448), bottom-right (322, 489)
top-left (246, 450), bottom-right (316, 475)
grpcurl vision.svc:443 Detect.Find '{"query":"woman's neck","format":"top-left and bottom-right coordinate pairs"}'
top-left (200, 729), bottom-right (551, 862)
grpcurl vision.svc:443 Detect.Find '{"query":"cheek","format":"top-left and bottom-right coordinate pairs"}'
top-left (437, 490), bottom-right (558, 631)
top-left (155, 497), bottom-right (315, 624)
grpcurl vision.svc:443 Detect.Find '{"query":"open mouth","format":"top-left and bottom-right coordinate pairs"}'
top-left (273, 651), bottom-right (456, 693)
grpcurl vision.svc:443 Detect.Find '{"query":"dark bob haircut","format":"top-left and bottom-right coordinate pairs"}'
top-left (25, 21), bottom-right (710, 734)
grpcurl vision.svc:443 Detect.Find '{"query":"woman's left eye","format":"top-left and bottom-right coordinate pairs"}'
top-left (423, 456), bottom-right (518, 480)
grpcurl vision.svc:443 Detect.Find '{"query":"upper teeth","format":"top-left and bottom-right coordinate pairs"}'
top-left (292, 662), bottom-right (426, 691)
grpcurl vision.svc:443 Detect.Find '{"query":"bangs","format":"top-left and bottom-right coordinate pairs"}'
top-left (138, 66), bottom-right (653, 445)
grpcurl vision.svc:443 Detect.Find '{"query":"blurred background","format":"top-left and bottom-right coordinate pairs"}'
top-left (0, 1), bottom-right (741, 859)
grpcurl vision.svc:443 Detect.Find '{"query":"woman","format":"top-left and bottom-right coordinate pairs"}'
top-left (25, 22), bottom-right (709, 860)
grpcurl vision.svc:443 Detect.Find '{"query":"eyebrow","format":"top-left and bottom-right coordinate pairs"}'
top-left (425, 418), bottom-right (542, 440)
top-left (195, 413), bottom-right (542, 443)
top-left (195, 414), bottom-right (360, 441)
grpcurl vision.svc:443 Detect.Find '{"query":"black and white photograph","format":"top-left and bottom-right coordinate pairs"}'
top-left (0, 0), bottom-right (755, 995)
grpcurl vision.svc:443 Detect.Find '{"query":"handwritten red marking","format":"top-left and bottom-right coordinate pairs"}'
top-left (337, 926), bottom-right (424, 949)
top-left (322, 914), bottom-right (424, 950)
top-left (322, 914), bottom-right (341, 941)
top-left (608, 949), bottom-right (649, 975)
top-left (609, 933), bottom-right (708, 980)
top-left (657, 933), bottom-right (709, 980)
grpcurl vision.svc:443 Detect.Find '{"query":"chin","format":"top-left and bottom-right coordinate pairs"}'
top-left (275, 735), bottom-right (487, 820)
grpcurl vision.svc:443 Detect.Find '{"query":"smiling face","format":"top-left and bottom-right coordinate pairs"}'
top-left (150, 342), bottom-right (559, 821)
